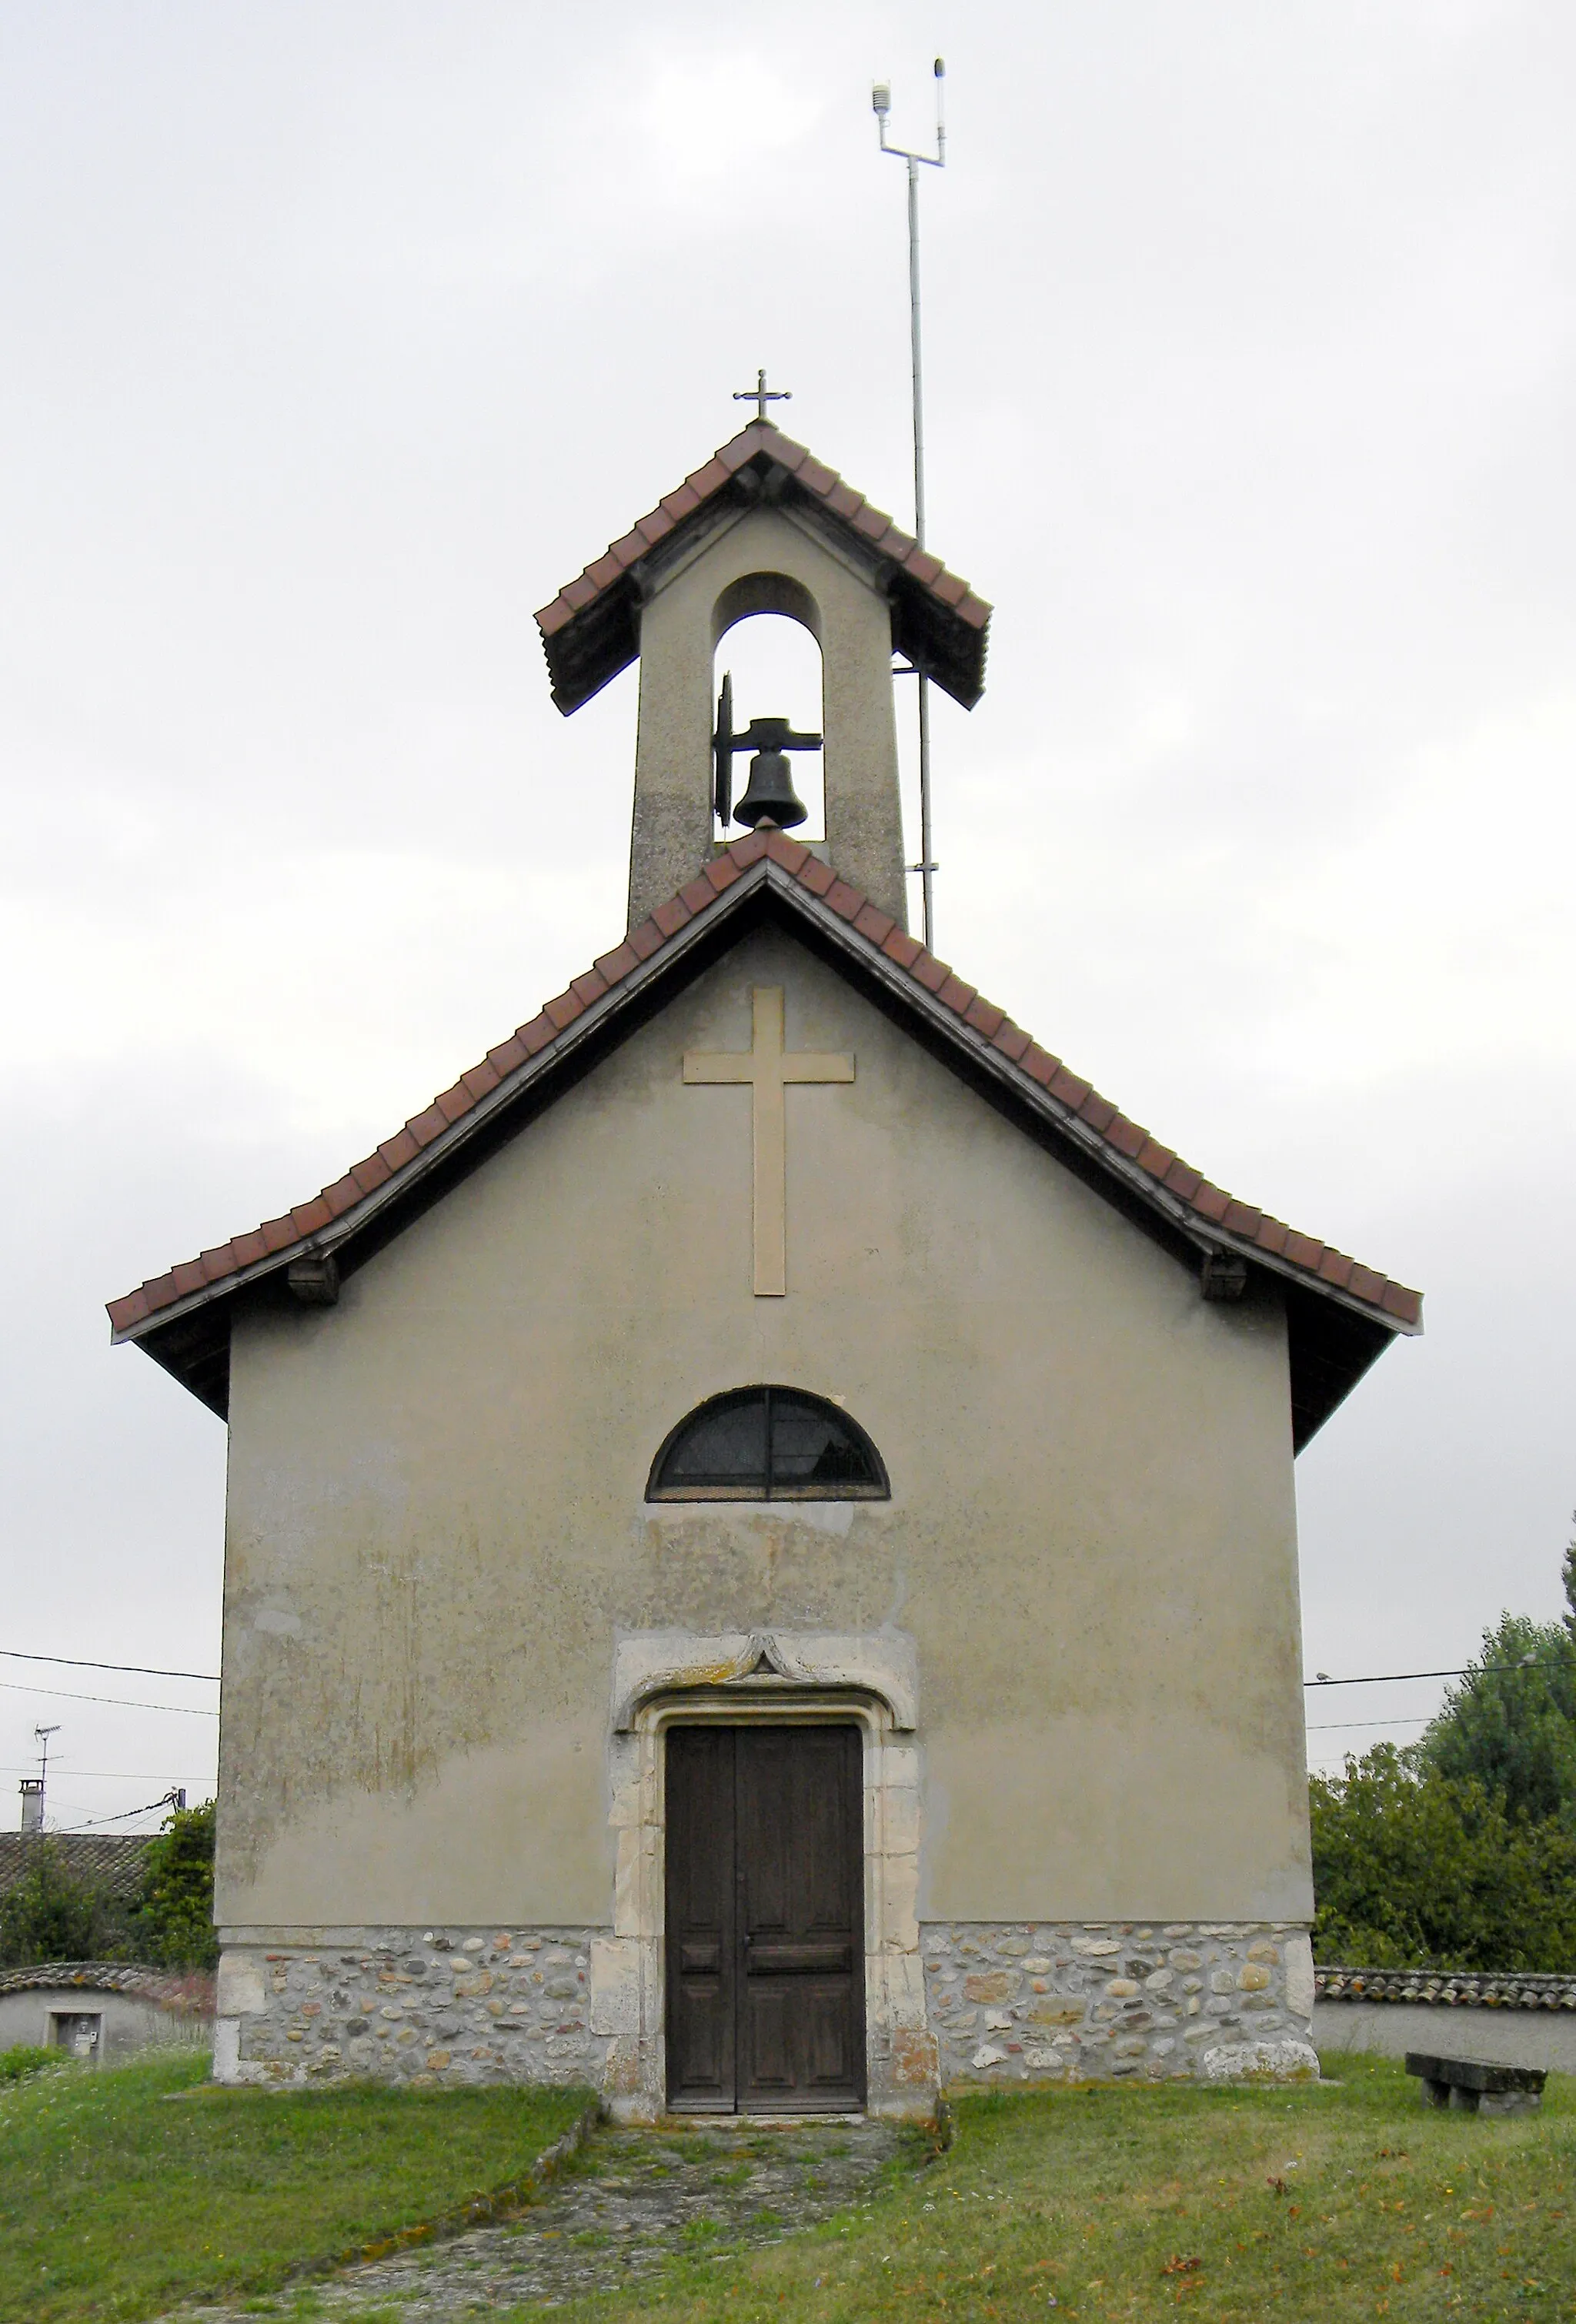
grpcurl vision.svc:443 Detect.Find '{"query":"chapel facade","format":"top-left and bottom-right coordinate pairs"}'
top-left (109, 417), bottom-right (1421, 2115)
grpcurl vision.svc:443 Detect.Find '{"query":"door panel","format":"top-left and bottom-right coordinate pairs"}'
top-left (665, 1724), bottom-right (864, 2112)
top-left (664, 1728), bottom-right (735, 2109)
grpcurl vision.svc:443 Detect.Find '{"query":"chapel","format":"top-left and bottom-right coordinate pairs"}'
top-left (109, 414), bottom-right (1422, 2115)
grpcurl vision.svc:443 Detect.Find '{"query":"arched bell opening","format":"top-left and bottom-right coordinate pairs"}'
top-left (711, 573), bottom-right (826, 845)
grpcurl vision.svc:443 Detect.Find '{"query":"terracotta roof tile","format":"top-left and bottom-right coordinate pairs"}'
top-left (650, 896), bottom-right (692, 937)
top-left (543, 990), bottom-right (586, 1033)
top-left (593, 941), bottom-right (641, 986)
top-left (535, 422), bottom-right (990, 716)
top-left (109, 833), bottom-right (1420, 1351)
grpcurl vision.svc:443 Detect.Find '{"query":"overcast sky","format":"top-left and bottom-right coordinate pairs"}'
top-left (2, 1), bottom-right (1573, 1831)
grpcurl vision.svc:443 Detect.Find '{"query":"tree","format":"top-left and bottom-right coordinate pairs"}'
top-left (0, 1842), bottom-right (129, 1968)
top-left (1564, 1508), bottom-right (1576, 1645)
top-left (130, 1799), bottom-right (216, 1969)
top-left (1310, 1743), bottom-right (1576, 1972)
top-left (1420, 1611), bottom-right (1576, 1829)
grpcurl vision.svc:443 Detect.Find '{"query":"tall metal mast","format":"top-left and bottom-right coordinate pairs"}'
top-left (873, 60), bottom-right (946, 950)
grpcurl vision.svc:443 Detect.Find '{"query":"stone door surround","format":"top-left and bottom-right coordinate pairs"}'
top-left (595, 1630), bottom-right (935, 2119)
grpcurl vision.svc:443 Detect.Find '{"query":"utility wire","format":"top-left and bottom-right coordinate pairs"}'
top-left (0, 1649), bottom-right (218, 1682)
top-left (1304, 1659), bottom-right (1571, 1688)
top-left (0, 1678), bottom-right (217, 1716)
top-left (45, 1788), bottom-right (189, 1834)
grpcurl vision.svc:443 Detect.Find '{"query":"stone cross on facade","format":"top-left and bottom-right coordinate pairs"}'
top-left (683, 987), bottom-right (853, 1296)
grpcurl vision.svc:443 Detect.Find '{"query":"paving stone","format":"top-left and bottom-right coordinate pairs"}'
top-left (166, 2116), bottom-right (913, 2321)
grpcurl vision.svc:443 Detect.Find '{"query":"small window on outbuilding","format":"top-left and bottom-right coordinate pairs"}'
top-left (647, 1387), bottom-right (888, 1502)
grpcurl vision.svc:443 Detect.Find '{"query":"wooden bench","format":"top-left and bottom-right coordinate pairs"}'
top-left (1404, 2052), bottom-right (1547, 2117)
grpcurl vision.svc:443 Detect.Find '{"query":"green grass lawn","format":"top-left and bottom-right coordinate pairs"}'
top-left (493, 2055), bottom-right (1575, 2323)
top-left (0, 2047), bottom-right (589, 2324)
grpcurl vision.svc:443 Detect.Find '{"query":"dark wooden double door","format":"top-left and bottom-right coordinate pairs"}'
top-left (666, 1725), bottom-right (865, 2112)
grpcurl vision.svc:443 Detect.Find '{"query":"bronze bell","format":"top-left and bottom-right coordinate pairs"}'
top-left (734, 744), bottom-right (810, 830)
top-left (713, 686), bottom-right (821, 832)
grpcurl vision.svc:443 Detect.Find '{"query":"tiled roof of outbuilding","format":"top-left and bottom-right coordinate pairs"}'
top-left (108, 830), bottom-right (1421, 1366)
top-left (0, 1834), bottom-right (152, 1903)
top-left (1317, 1967), bottom-right (1576, 2011)
top-left (534, 419), bottom-right (991, 713)
top-left (0, 1960), bottom-right (214, 2014)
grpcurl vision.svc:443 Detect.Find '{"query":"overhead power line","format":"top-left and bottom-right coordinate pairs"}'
top-left (0, 1649), bottom-right (219, 1682)
top-left (0, 1678), bottom-right (218, 1717)
top-left (1304, 1659), bottom-right (1571, 1689)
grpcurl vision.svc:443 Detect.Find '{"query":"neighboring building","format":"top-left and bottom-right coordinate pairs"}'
top-left (108, 417), bottom-right (1421, 2115)
top-left (0, 1962), bottom-right (212, 2063)
top-left (0, 1831), bottom-right (152, 1908)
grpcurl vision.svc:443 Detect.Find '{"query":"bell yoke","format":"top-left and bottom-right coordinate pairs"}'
top-left (712, 668), bottom-right (820, 833)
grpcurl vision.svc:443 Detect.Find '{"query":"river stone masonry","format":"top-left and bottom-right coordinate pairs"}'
top-left (921, 1922), bottom-right (1317, 2085)
top-left (215, 1928), bottom-right (615, 2088)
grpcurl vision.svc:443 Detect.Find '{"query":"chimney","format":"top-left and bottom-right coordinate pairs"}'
top-left (18, 1778), bottom-right (43, 1835)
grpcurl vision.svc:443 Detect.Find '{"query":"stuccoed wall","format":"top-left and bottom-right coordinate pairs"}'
top-left (0, 1988), bottom-right (207, 2062)
top-left (217, 923), bottom-right (1310, 1941)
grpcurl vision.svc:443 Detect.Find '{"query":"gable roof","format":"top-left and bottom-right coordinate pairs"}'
top-left (535, 419), bottom-right (991, 714)
top-left (108, 831), bottom-right (1421, 1449)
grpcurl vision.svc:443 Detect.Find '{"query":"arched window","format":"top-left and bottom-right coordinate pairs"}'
top-left (647, 1387), bottom-right (889, 1503)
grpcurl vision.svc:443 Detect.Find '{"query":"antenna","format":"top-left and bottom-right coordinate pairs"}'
top-left (872, 59), bottom-right (947, 950)
top-left (33, 1725), bottom-right (60, 1831)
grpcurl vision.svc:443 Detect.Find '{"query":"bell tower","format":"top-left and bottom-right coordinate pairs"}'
top-left (534, 416), bottom-right (990, 934)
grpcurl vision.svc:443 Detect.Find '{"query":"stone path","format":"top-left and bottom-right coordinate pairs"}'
top-left (175, 2115), bottom-right (913, 2321)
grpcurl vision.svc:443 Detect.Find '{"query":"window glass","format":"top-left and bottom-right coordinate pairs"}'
top-left (659, 1393), bottom-right (768, 1491)
top-left (770, 1393), bottom-right (880, 1490)
top-left (649, 1388), bottom-right (886, 1501)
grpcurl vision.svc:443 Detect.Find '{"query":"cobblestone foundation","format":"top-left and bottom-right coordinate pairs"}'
top-left (216, 1928), bottom-right (614, 2088)
top-left (921, 1922), bottom-right (1317, 2086)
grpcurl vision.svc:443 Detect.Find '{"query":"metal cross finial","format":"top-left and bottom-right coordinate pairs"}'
top-left (734, 368), bottom-right (791, 426)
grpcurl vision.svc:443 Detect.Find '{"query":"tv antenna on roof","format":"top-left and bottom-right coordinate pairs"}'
top-left (872, 58), bottom-right (946, 950)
